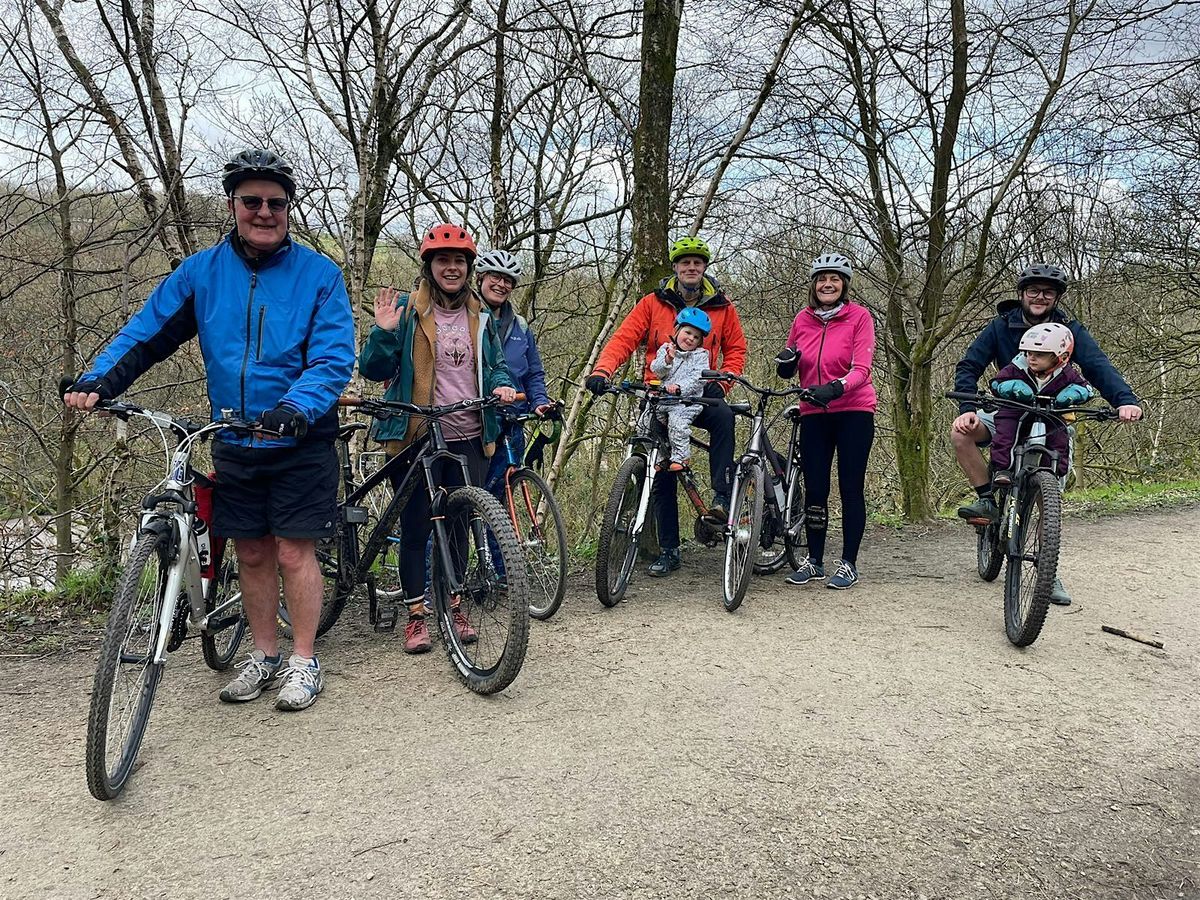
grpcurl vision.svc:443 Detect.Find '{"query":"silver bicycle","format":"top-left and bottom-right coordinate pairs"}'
top-left (84, 400), bottom-right (253, 800)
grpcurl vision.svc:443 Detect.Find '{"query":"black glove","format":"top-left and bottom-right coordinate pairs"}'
top-left (808, 380), bottom-right (845, 405)
top-left (585, 375), bottom-right (609, 396)
top-left (61, 377), bottom-right (111, 401)
top-left (259, 405), bottom-right (308, 438)
top-left (774, 347), bottom-right (799, 379)
top-left (702, 380), bottom-right (726, 399)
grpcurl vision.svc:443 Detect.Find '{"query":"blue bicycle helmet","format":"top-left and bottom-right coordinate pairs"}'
top-left (675, 307), bottom-right (712, 336)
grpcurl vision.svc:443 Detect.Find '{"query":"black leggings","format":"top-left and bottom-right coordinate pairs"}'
top-left (800, 412), bottom-right (875, 566)
top-left (390, 439), bottom-right (487, 601)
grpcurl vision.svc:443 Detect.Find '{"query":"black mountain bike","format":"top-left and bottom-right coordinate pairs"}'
top-left (946, 391), bottom-right (1119, 646)
top-left (705, 370), bottom-right (816, 610)
top-left (316, 394), bottom-right (531, 694)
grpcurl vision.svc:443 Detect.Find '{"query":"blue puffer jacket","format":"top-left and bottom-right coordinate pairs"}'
top-left (954, 300), bottom-right (1138, 413)
top-left (80, 231), bottom-right (356, 446)
top-left (489, 301), bottom-right (549, 414)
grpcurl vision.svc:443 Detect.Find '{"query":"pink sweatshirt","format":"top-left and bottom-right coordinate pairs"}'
top-left (785, 303), bottom-right (878, 415)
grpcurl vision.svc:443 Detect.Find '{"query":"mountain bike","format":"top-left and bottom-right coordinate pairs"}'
top-left (705, 370), bottom-right (816, 610)
top-left (490, 403), bottom-right (568, 621)
top-left (82, 400), bottom-right (252, 800)
top-left (594, 382), bottom-right (722, 607)
top-left (946, 391), bottom-right (1119, 646)
top-left (317, 394), bottom-right (531, 694)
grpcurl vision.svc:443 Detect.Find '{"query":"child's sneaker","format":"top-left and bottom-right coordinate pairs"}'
top-left (785, 559), bottom-right (825, 585)
top-left (667, 460), bottom-right (688, 472)
top-left (219, 649), bottom-right (283, 703)
top-left (827, 560), bottom-right (859, 590)
top-left (275, 655), bottom-right (324, 711)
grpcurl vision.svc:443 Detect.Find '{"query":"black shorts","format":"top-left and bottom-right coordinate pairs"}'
top-left (211, 440), bottom-right (338, 540)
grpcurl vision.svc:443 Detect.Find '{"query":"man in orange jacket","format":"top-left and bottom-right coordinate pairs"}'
top-left (586, 237), bottom-right (748, 576)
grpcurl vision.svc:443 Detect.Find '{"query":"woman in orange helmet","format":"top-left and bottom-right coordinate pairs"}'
top-left (360, 223), bottom-right (516, 653)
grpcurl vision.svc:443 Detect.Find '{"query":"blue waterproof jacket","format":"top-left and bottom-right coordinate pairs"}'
top-left (489, 301), bottom-right (549, 414)
top-left (80, 231), bottom-right (356, 446)
top-left (954, 300), bottom-right (1138, 413)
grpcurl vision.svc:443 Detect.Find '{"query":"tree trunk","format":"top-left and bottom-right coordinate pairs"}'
top-left (631, 0), bottom-right (682, 294)
top-left (489, 0), bottom-right (511, 247)
top-left (890, 355), bottom-right (935, 521)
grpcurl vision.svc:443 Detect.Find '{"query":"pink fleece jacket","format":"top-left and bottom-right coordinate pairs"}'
top-left (786, 302), bottom-right (878, 415)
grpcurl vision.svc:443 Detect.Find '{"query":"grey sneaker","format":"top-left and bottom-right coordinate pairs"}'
top-left (275, 655), bottom-right (324, 711)
top-left (785, 559), bottom-right (825, 585)
top-left (219, 649), bottom-right (283, 703)
top-left (827, 560), bottom-right (860, 590)
top-left (1049, 576), bottom-right (1072, 606)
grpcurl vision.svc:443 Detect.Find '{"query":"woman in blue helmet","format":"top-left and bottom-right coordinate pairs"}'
top-left (650, 307), bottom-right (712, 470)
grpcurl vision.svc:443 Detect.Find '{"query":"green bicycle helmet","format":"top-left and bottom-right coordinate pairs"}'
top-left (669, 236), bottom-right (712, 263)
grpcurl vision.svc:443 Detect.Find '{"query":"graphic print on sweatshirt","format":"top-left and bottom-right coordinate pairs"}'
top-left (434, 304), bottom-right (481, 440)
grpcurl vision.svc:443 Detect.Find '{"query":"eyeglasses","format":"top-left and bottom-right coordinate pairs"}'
top-left (232, 194), bottom-right (290, 213)
top-left (1022, 287), bottom-right (1058, 299)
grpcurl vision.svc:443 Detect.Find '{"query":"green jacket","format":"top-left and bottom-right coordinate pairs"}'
top-left (359, 283), bottom-right (514, 450)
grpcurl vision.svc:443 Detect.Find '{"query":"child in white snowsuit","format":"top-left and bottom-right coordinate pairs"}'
top-left (650, 308), bottom-right (713, 471)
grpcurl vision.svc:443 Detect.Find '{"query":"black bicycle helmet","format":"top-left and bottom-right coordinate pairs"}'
top-left (222, 148), bottom-right (296, 198)
top-left (1016, 263), bottom-right (1068, 296)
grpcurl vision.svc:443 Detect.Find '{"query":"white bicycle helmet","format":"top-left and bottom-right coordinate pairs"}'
top-left (811, 252), bottom-right (853, 282)
top-left (1019, 322), bottom-right (1074, 362)
top-left (476, 249), bottom-right (523, 283)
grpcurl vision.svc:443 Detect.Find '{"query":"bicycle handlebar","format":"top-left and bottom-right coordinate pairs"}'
top-left (702, 370), bottom-right (823, 406)
top-left (945, 391), bottom-right (1120, 420)
top-left (85, 399), bottom-right (266, 438)
top-left (339, 393), bottom-right (527, 419)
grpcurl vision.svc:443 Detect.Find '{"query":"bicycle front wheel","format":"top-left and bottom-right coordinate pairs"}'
top-left (1003, 471), bottom-right (1061, 647)
top-left (507, 469), bottom-right (568, 621)
top-left (723, 462), bottom-right (765, 612)
top-left (432, 486), bottom-right (531, 695)
top-left (595, 455), bottom-right (648, 607)
top-left (85, 528), bottom-right (170, 800)
top-left (201, 539), bottom-right (247, 671)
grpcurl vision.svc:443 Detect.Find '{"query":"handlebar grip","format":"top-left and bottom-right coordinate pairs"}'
top-left (338, 396), bottom-right (364, 407)
top-left (945, 391), bottom-right (985, 402)
top-left (701, 370), bottom-right (725, 379)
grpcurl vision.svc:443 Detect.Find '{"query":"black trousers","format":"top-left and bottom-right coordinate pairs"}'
top-left (390, 439), bottom-right (487, 600)
top-left (800, 411), bottom-right (875, 566)
top-left (652, 399), bottom-right (736, 550)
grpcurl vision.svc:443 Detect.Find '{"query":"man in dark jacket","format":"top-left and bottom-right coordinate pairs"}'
top-left (950, 263), bottom-right (1142, 604)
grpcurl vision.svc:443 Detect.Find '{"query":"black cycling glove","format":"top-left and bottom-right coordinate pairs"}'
top-left (585, 375), bottom-right (609, 396)
top-left (62, 377), bottom-right (112, 401)
top-left (774, 347), bottom-right (799, 379)
top-left (260, 405), bottom-right (308, 438)
top-left (808, 380), bottom-right (845, 405)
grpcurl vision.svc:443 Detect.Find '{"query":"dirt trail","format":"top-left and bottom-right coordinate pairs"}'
top-left (1, 506), bottom-right (1197, 900)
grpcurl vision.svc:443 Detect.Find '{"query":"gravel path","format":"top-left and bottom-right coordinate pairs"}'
top-left (2, 506), bottom-right (1197, 900)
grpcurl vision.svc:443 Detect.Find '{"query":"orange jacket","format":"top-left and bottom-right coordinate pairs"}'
top-left (592, 276), bottom-right (747, 391)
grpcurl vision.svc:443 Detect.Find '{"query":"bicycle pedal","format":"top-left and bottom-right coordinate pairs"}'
top-left (374, 605), bottom-right (399, 633)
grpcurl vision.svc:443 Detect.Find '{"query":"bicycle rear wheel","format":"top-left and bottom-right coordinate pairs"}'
top-left (201, 539), bottom-right (247, 671)
top-left (595, 455), bottom-right (647, 607)
top-left (723, 462), bottom-right (765, 612)
top-left (507, 469), bottom-right (568, 621)
top-left (1003, 471), bottom-right (1061, 647)
top-left (432, 486), bottom-right (530, 694)
top-left (756, 464), bottom-right (803, 575)
top-left (977, 520), bottom-right (1003, 582)
top-left (781, 464), bottom-right (807, 572)
top-left (85, 529), bottom-right (170, 800)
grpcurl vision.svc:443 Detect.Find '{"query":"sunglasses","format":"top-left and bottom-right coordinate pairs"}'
top-left (233, 194), bottom-right (290, 213)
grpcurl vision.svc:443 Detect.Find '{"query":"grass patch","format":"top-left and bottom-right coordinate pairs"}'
top-left (1, 567), bottom-right (115, 632)
top-left (1064, 479), bottom-right (1200, 515)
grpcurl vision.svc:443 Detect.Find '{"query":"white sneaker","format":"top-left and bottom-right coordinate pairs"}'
top-left (275, 655), bottom-right (324, 711)
top-left (219, 649), bottom-right (283, 703)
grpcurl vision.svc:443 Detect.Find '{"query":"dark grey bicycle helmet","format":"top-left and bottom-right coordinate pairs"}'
top-left (1016, 263), bottom-right (1068, 296)
top-left (222, 148), bottom-right (296, 199)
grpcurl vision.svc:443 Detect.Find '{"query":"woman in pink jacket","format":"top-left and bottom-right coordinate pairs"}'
top-left (774, 253), bottom-right (877, 589)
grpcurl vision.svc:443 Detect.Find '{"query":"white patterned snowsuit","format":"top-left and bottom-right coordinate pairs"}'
top-left (650, 342), bottom-right (711, 465)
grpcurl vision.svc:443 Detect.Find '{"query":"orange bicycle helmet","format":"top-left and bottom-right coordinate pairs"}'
top-left (420, 224), bottom-right (477, 261)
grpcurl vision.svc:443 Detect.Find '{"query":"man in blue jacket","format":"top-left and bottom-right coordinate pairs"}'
top-left (950, 263), bottom-right (1142, 604)
top-left (64, 149), bottom-right (356, 710)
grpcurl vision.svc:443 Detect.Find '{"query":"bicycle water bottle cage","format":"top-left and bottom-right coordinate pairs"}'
top-left (805, 505), bottom-right (828, 531)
